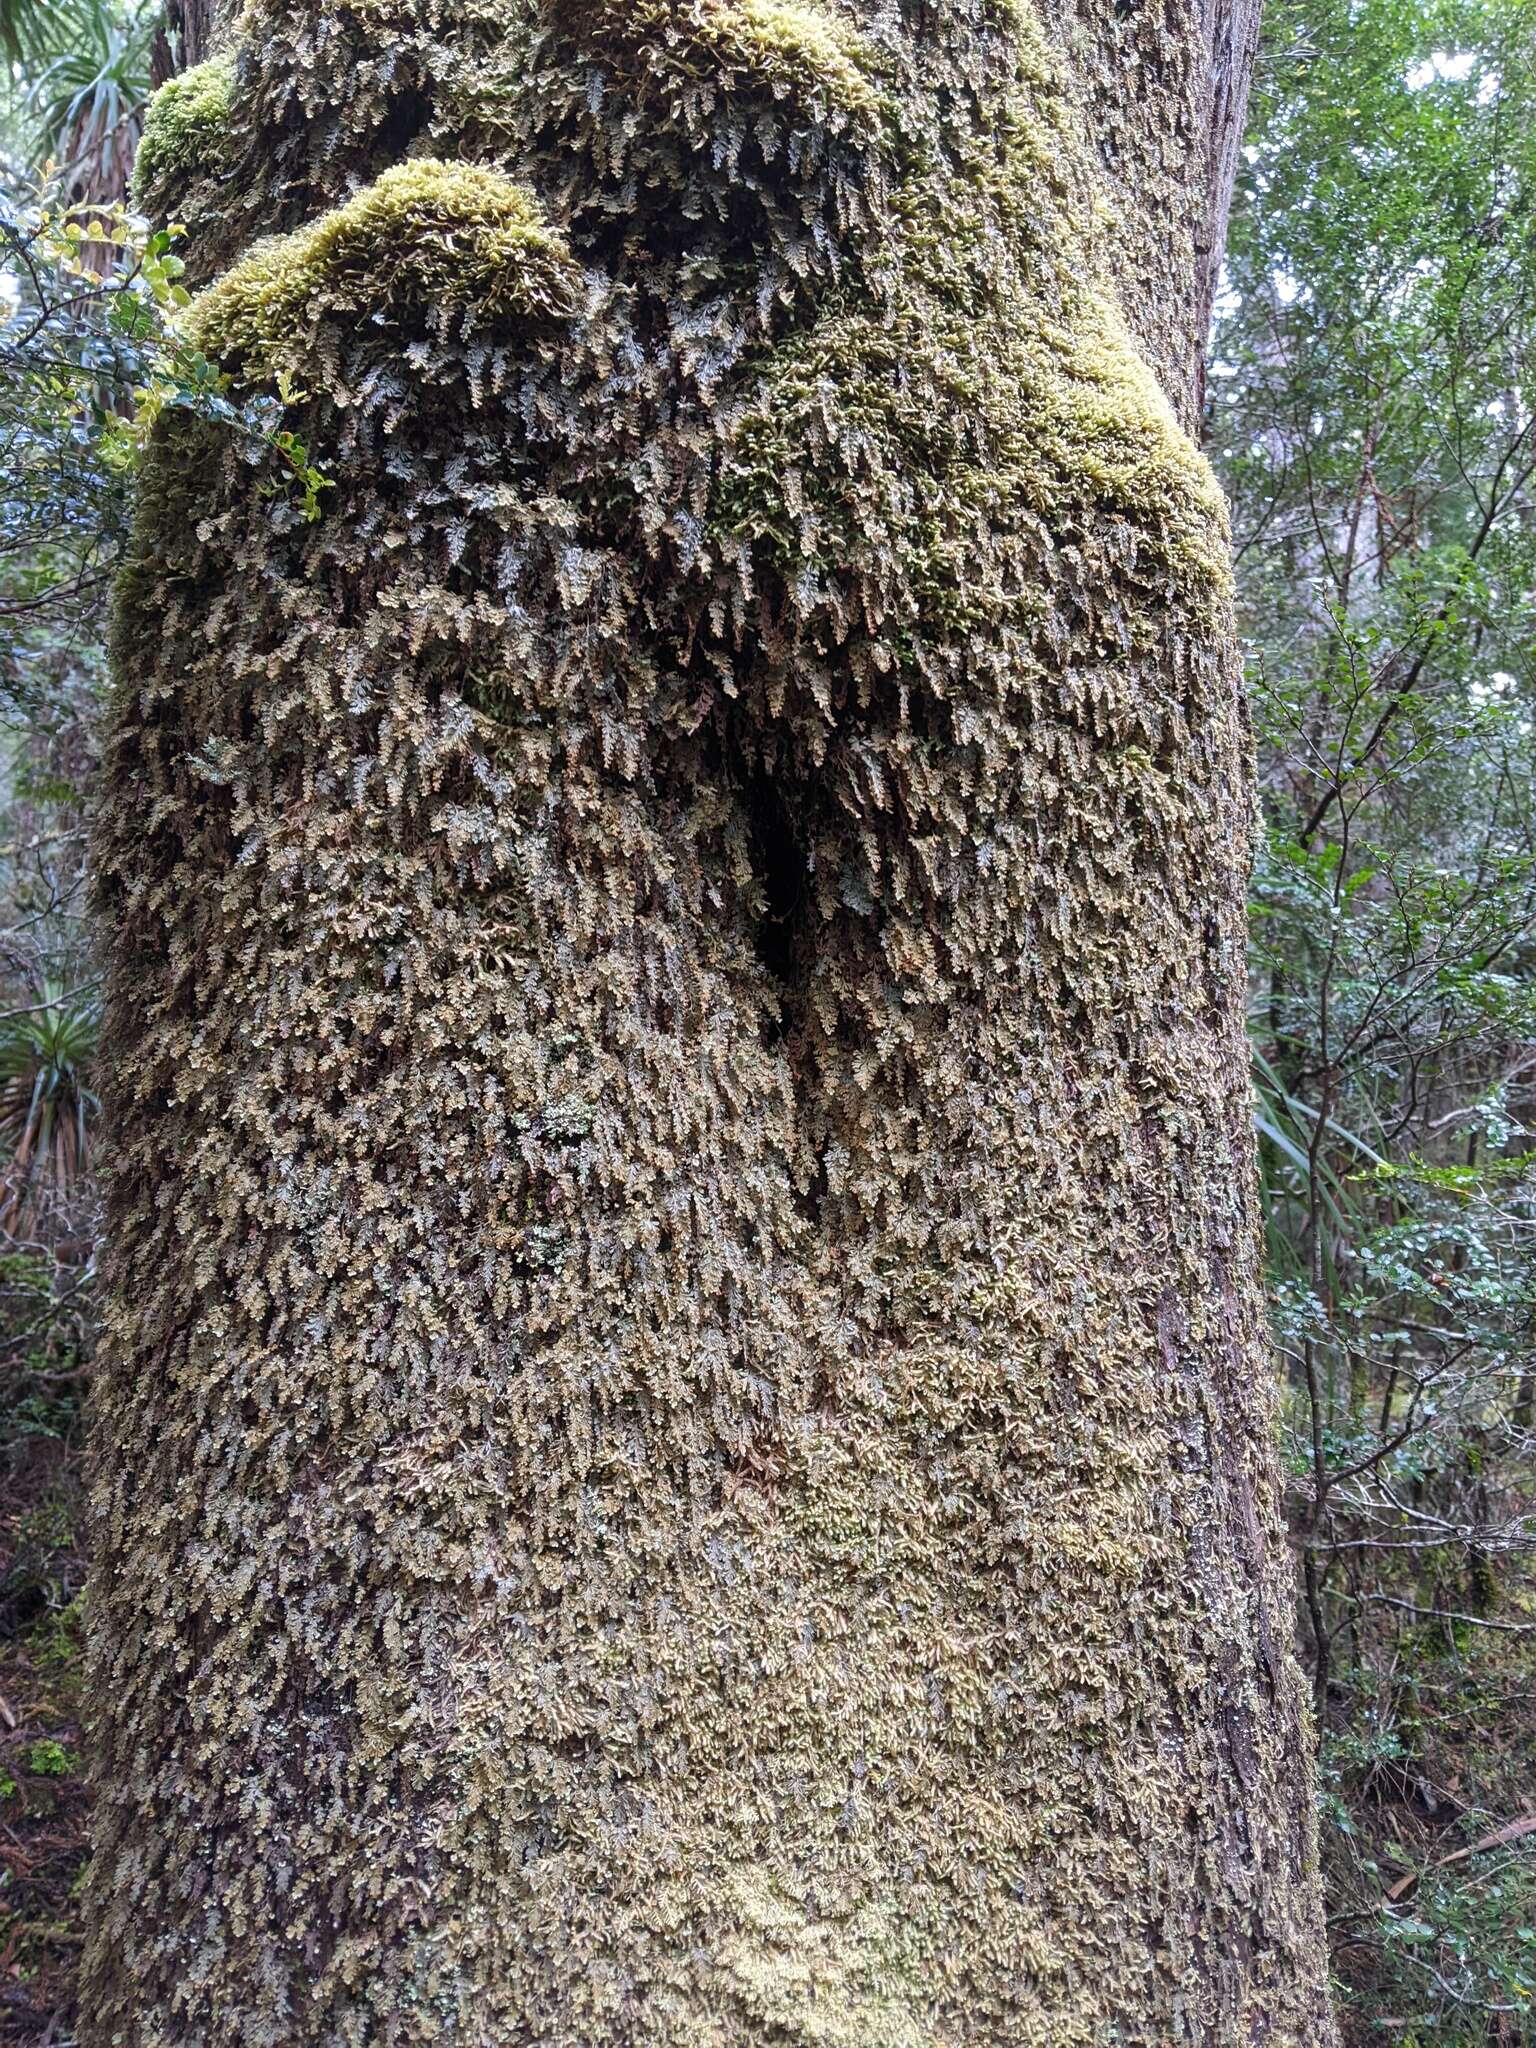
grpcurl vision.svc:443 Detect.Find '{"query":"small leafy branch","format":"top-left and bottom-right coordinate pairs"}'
top-left (0, 185), bottom-right (330, 680)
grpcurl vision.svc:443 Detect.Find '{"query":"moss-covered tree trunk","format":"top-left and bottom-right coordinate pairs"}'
top-left (86, 2), bottom-right (1336, 2040)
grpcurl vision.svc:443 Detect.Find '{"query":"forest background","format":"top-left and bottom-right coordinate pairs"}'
top-left (0, 0), bottom-right (1533, 2040)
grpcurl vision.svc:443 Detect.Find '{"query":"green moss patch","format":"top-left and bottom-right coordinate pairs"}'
top-left (132, 56), bottom-right (236, 208)
top-left (192, 159), bottom-right (580, 376)
top-left (545, 0), bottom-right (878, 114)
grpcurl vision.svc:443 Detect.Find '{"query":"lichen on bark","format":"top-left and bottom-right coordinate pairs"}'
top-left (86, 2), bottom-right (1338, 2042)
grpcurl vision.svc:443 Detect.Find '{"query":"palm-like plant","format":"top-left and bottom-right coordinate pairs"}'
top-left (25, 0), bottom-right (154, 203)
top-left (1251, 1039), bottom-right (1388, 1277)
top-left (0, 0), bottom-right (58, 63)
top-left (0, 986), bottom-right (99, 1238)
top-left (3, 0), bottom-right (154, 203)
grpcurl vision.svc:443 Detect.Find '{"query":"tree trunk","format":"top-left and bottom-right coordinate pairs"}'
top-left (86, 3), bottom-right (1336, 2041)
top-left (148, 0), bottom-right (217, 86)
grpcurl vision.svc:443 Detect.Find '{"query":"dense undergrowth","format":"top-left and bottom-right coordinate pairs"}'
top-left (1215, 0), bottom-right (1536, 2036)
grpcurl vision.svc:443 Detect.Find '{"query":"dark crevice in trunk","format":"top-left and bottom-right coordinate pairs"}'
top-left (738, 755), bottom-right (832, 1225)
top-left (374, 85), bottom-right (432, 169)
top-left (742, 759), bottom-right (809, 1045)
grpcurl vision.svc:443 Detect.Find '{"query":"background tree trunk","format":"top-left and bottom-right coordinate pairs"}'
top-left (1197, 0), bottom-right (1267, 372)
top-left (147, 0), bottom-right (216, 87)
top-left (86, 2), bottom-right (1337, 2041)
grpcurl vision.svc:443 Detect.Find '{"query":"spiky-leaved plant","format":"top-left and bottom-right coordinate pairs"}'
top-left (0, 986), bottom-right (97, 1236)
top-left (86, 1), bottom-right (1337, 2041)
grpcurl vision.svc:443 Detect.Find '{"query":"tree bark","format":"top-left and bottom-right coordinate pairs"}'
top-left (148, 0), bottom-right (217, 85)
top-left (86, 3), bottom-right (1335, 2042)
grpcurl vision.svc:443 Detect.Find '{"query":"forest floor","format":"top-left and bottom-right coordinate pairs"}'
top-left (0, 1366), bottom-right (87, 2047)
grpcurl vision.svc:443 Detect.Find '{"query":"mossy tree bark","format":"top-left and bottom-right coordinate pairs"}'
top-left (87, 2), bottom-right (1336, 2042)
